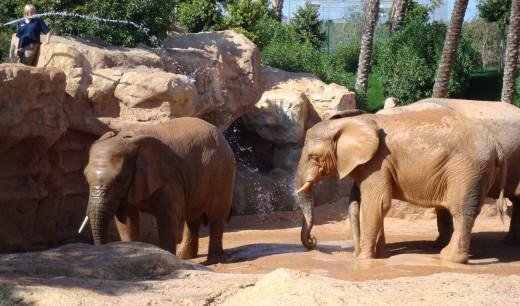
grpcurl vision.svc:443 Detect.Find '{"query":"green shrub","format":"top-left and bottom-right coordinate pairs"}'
top-left (176, 0), bottom-right (223, 33)
top-left (0, 0), bottom-right (177, 49)
top-left (375, 19), bottom-right (481, 104)
top-left (331, 40), bottom-right (360, 73)
top-left (289, 1), bottom-right (326, 49)
top-left (224, 0), bottom-right (271, 31)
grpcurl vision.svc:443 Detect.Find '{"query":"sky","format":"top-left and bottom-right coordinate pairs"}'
top-left (282, 0), bottom-right (481, 22)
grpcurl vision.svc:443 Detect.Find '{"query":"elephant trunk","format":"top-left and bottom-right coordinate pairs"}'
top-left (87, 187), bottom-right (117, 245)
top-left (299, 190), bottom-right (317, 249)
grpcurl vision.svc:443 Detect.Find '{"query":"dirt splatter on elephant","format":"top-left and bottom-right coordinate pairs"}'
top-left (295, 109), bottom-right (506, 263)
top-left (80, 117), bottom-right (236, 264)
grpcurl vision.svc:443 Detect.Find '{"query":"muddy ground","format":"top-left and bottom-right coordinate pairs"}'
top-left (198, 201), bottom-right (520, 281)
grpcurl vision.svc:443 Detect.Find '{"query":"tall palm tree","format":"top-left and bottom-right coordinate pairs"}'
top-left (432, 0), bottom-right (469, 98)
top-left (355, 0), bottom-right (380, 93)
top-left (501, 0), bottom-right (520, 103)
top-left (272, 0), bottom-right (283, 21)
top-left (389, 0), bottom-right (407, 34)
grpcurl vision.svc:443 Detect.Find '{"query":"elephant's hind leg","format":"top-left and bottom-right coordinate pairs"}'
top-left (177, 218), bottom-right (201, 259)
top-left (434, 207), bottom-right (454, 247)
top-left (440, 177), bottom-right (486, 264)
top-left (505, 196), bottom-right (520, 245)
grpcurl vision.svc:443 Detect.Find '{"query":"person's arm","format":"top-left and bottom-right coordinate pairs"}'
top-left (40, 20), bottom-right (51, 45)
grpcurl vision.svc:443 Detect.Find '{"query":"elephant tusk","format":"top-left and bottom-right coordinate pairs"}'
top-left (296, 182), bottom-right (312, 194)
top-left (78, 216), bottom-right (89, 234)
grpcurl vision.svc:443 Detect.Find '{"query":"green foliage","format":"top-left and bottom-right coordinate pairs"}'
top-left (177, 0), bottom-right (223, 33)
top-left (375, 15), bottom-right (481, 104)
top-left (0, 0), bottom-right (176, 51)
top-left (224, 0), bottom-right (271, 31)
top-left (289, 1), bottom-right (326, 49)
top-left (251, 17), bottom-right (299, 49)
top-left (478, 0), bottom-right (511, 29)
top-left (330, 40), bottom-right (360, 73)
top-left (261, 41), bottom-right (354, 89)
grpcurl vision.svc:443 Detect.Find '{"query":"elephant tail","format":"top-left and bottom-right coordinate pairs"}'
top-left (495, 144), bottom-right (508, 225)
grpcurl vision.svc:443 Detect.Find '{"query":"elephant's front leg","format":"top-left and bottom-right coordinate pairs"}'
top-left (151, 185), bottom-right (185, 255)
top-left (358, 182), bottom-right (391, 259)
top-left (115, 203), bottom-right (140, 241)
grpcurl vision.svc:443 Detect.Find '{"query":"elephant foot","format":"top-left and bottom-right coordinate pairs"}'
top-left (440, 247), bottom-right (468, 264)
top-left (177, 249), bottom-right (198, 260)
top-left (357, 251), bottom-right (376, 260)
top-left (204, 250), bottom-right (228, 265)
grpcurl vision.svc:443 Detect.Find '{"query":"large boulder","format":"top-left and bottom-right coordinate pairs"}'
top-left (35, 32), bottom-right (262, 133)
top-left (242, 67), bottom-right (355, 146)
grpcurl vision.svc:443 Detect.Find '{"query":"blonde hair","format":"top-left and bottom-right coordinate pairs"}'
top-left (23, 4), bottom-right (37, 17)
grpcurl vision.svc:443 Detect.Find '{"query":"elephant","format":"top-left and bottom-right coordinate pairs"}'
top-left (295, 108), bottom-right (507, 263)
top-left (378, 98), bottom-right (520, 245)
top-left (79, 117), bottom-right (236, 264)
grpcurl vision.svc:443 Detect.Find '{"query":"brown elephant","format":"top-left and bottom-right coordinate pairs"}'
top-left (79, 117), bottom-right (236, 264)
top-left (295, 108), bottom-right (506, 263)
top-left (378, 98), bottom-right (520, 245)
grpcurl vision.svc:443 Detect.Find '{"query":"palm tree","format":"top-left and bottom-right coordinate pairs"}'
top-left (389, 0), bottom-right (407, 34)
top-left (272, 0), bottom-right (283, 21)
top-left (432, 0), bottom-right (469, 98)
top-left (501, 0), bottom-right (520, 103)
top-left (355, 0), bottom-right (380, 93)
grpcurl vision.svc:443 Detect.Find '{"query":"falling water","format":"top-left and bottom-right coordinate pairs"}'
top-left (2, 12), bottom-right (160, 47)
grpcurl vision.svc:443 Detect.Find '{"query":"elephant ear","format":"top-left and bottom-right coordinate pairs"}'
top-left (127, 136), bottom-right (176, 204)
top-left (334, 118), bottom-right (380, 179)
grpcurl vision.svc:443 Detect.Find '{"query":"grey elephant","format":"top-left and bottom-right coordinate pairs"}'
top-left (79, 117), bottom-right (236, 264)
top-left (295, 108), bottom-right (506, 263)
top-left (378, 98), bottom-right (520, 245)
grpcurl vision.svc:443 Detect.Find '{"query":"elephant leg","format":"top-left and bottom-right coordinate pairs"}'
top-left (434, 207), bottom-right (454, 247)
top-left (358, 183), bottom-right (391, 259)
top-left (114, 204), bottom-right (140, 241)
top-left (177, 218), bottom-right (201, 260)
top-left (505, 196), bottom-right (520, 245)
top-left (151, 186), bottom-right (185, 255)
top-left (206, 219), bottom-right (226, 265)
top-left (440, 179), bottom-right (484, 264)
top-left (348, 184), bottom-right (361, 256)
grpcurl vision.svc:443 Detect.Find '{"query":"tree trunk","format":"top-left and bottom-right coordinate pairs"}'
top-left (355, 0), bottom-right (380, 93)
top-left (389, 0), bottom-right (407, 34)
top-left (272, 0), bottom-right (283, 21)
top-left (502, 0), bottom-right (520, 104)
top-left (432, 0), bottom-right (469, 98)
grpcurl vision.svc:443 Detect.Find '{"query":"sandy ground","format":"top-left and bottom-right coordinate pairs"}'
top-left (193, 201), bottom-right (520, 281)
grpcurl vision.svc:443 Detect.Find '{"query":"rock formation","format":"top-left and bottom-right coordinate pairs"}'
top-left (0, 31), bottom-right (358, 252)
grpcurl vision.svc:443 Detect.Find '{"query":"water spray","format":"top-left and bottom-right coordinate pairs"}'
top-left (1, 12), bottom-right (160, 47)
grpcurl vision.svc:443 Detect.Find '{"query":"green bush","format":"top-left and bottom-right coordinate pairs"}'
top-left (289, 1), bottom-right (326, 49)
top-left (331, 40), bottom-right (360, 73)
top-left (375, 19), bottom-right (481, 104)
top-left (176, 0), bottom-right (223, 33)
top-left (224, 0), bottom-right (271, 31)
top-left (0, 0), bottom-right (176, 52)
